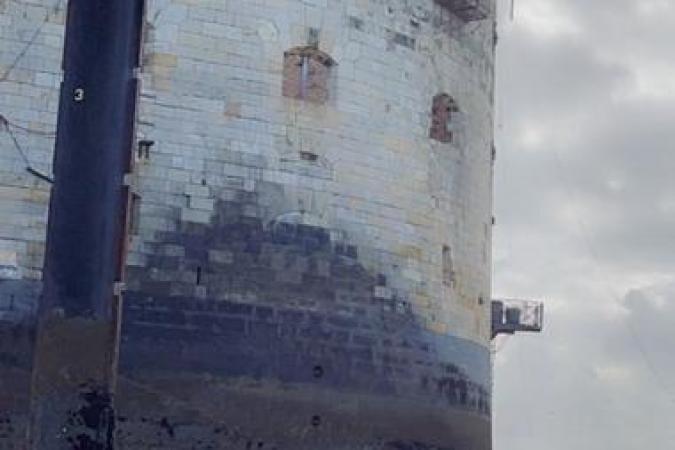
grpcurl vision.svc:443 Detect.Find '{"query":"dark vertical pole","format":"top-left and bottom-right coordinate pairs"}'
top-left (29, 1), bottom-right (144, 448)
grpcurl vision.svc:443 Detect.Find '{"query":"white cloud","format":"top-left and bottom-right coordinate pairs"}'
top-left (635, 0), bottom-right (673, 17)
top-left (630, 63), bottom-right (675, 100)
top-left (516, 0), bottom-right (581, 37)
top-left (592, 363), bottom-right (635, 385)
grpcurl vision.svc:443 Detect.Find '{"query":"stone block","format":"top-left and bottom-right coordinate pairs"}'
top-left (188, 196), bottom-right (215, 211)
top-left (180, 208), bottom-right (211, 224)
top-left (184, 184), bottom-right (210, 197)
top-left (208, 249), bottom-right (234, 264)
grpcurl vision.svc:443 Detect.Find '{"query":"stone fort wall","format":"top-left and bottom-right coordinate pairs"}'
top-left (0, 0), bottom-right (496, 448)
top-left (1, 1), bottom-right (64, 447)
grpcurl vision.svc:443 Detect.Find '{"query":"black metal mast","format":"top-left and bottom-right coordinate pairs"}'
top-left (29, 1), bottom-right (144, 448)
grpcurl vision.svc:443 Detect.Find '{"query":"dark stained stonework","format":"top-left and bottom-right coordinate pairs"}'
top-left (112, 196), bottom-right (492, 449)
top-left (115, 371), bottom-right (490, 449)
top-left (0, 279), bottom-right (41, 321)
top-left (0, 194), bottom-right (492, 450)
top-left (0, 320), bottom-right (35, 448)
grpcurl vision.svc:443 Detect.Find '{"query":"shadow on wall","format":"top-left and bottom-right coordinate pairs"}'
top-left (0, 277), bottom-right (41, 322)
top-left (115, 189), bottom-right (491, 448)
top-left (0, 319), bottom-right (36, 447)
top-left (0, 195), bottom-right (491, 449)
top-left (123, 195), bottom-right (490, 410)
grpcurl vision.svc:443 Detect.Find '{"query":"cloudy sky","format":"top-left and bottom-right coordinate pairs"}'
top-left (492, 0), bottom-right (675, 448)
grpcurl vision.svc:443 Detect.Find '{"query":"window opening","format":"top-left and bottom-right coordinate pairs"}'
top-left (442, 245), bottom-right (455, 286)
top-left (129, 193), bottom-right (141, 235)
top-left (283, 47), bottom-right (335, 104)
top-left (430, 94), bottom-right (459, 143)
top-left (300, 55), bottom-right (309, 99)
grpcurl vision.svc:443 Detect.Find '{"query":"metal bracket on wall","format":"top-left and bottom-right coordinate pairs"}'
top-left (113, 281), bottom-right (127, 297)
top-left (123, 172), bottom-right (138, 194)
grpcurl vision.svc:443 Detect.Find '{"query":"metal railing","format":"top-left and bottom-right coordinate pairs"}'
top-left (437, 0), bottom-right (492, 22)
top-left (492, 299), bottom-right (544, 338)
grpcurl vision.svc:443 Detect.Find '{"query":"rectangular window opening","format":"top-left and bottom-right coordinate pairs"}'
top-left (129, 193), bottom-right (141, 235)
top-left (442, 245), bottom-right (455, 286)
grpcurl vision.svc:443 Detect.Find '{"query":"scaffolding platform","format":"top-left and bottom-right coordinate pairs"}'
top-left (492, 299), bottom-right (544, 338)
top-left (437, 0), bottom-right (491, 22)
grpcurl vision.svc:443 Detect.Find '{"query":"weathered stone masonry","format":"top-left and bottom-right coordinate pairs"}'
top-left (1, 0), bottom-right (497, 448)
top-left (1, 1), bottom-right (65, 447)
top-left (0, 0), bottom-right (64, 318)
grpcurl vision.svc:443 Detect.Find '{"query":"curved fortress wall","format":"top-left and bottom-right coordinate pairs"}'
top-left (0, 0), bottom-right (496, 448)
top-left (119, 0), bottom-right (496, 448)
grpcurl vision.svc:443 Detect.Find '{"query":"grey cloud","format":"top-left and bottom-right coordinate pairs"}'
top-left (494, 283), bottom-right (675, 450)
top-left (493, 0), bottom-right (675, 448)
top-left (497, 29), bottom-right (631, 122)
